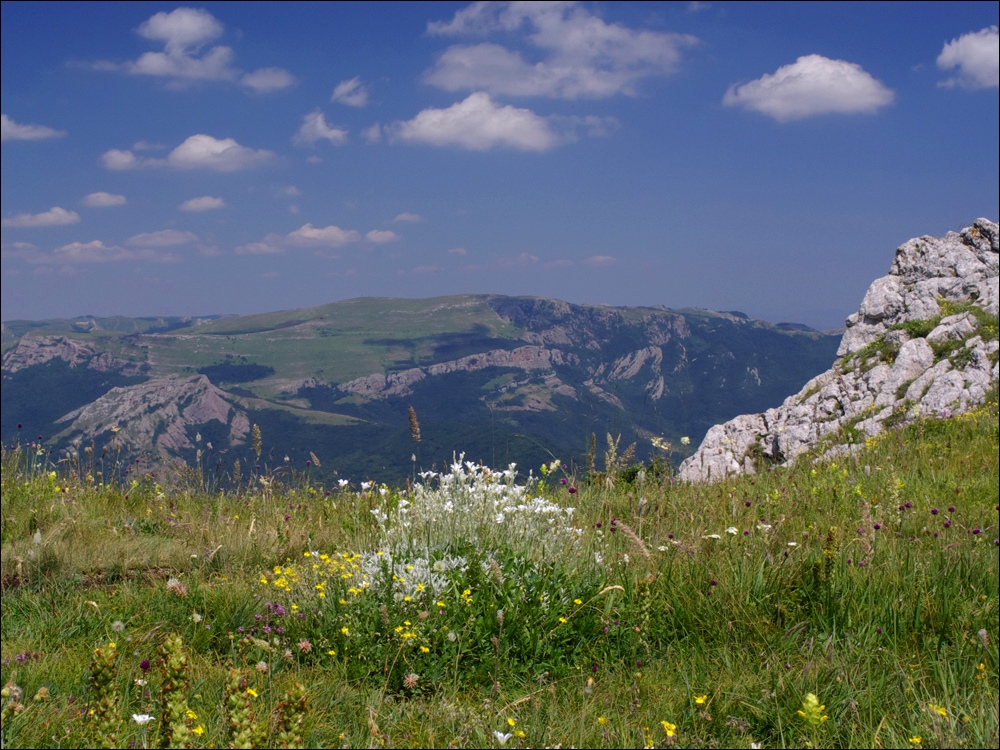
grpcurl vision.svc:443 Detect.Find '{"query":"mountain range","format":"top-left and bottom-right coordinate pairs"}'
top-left (1, 295), bottom-right (839, 483)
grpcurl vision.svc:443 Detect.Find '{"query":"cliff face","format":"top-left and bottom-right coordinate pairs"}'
top-left (678, 218), bottom-right (999, 483)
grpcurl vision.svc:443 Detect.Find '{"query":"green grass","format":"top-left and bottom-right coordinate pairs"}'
top-left (2, 398), bottom-right (997, 749)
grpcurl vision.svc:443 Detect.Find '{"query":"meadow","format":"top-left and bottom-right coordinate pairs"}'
top-left (1, 398), bottom-right (997, 749)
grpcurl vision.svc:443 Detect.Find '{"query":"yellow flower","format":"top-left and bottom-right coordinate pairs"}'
top-left (420, 646), bottom-right (430, 653)
top-left (661, 721), bottom-right (676, 737)
top-left (597, 716), bottom-right (607, 725)
top-left (327, 649), bottom-right (336, 656)
top-left (909, 736), bottom-right (922, 745)
top-left (507, 718), bottom-right (516, 727)
top-left (574, 599), bottom-right (583, 605)
top-left (695, 695), bottom-right (707, 705)
top-left (341, 627), bottom-right (349, 636)
top-left (246, 688), bottom-right (258, 698)
top-left (186, 709), bottom-right (198, 720)
top-left (514, 730), bottom-right (525, 738)
top-left (797, 693), bottom-right (828, 725)
top-left (193, 725), bottom-right (205, 736)
top-left (928, 703), bottom-right (947, 717)
top-left (559, 617), bottom-right (568, 623)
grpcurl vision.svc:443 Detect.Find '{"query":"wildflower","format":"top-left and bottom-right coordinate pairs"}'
top-left (111, 620), bottom-right (125, 633)
top-left (193, 725), bottom-right (205, 736)
top-left (695, 695), bottom-right (707, 705)
top-left (493, 731), bottom-right (513, 745)
top-left (597, 716), bottom-right (607, 725)
top-left (508, 718), bottom-right (517, 727)
top-left (132, 713), bottom-right (155, 725)
top-left (909, 736), bottom-right (921, 745)
top-left (246, 688), bottom-right (259, 698)
top-left (298, 639), bottom-right (312, 654)
top-left (403, 673), bottom-right (419, 690)
top-left (661, 720), bottom-right (677, 737)
top-left (726, 527), bottom-right (738, 535)
top-left (928, 703), bottom-right (947, 717)
top-left (255, 661), bottom-right (269, 673)
top-left (139, 658), bottom-right (151, 672)
top-left (574, 599), bottom-right (583, 605)
top-left (797, 693), bottom-right (828, 725)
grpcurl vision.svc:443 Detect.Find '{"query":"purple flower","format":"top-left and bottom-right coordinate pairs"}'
top-left (973, 528), bottom-right (982, 535)
top-left (948, 505), bottom-right (956, 513)
top-left (140, 659), bottom-right (151, 673)
top-left (745, 500), bottom-right (752, 508)
top-left (857, 528), bottom-right (866, 535)
top-left (944, 521), bottom-right (951, 528)
top-left (743, 530), bottom-right (750, 536)
top-left (876, 626), bottom-right (883, 634)
top-left (667, 533), bottom-right (674, 539)
top-left (560, 478), bottom-right (567, 485)
top-left (591, 664), bottom-right (599, 673)
top-left (568, 486), bottom-right (577, 494)
top-left (710, 579), bottom-right (718, 587)
top-left (905, 502), bottom-right (912, 509)
top-left (931, 508), bottom-right (939, 515)
top-left (873, 523), bottom-right (881, 530)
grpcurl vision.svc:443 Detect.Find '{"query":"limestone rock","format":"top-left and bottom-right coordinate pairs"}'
top-left (679, 218), bottom-right (999, 483)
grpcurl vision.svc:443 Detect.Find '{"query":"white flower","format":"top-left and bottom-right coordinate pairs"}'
top-left (191, 611), bottom-right (202, 623)
top-left (787, 542), bottom-right (798, 547)
top-left (493, 730), bottom-right (513, 745)
top-left (757, 522), bottom-right (772, 531)
top-left (702, 534), bottom-right (721, 540)
top-left (726, 527), bottom-right (738, 535)
top-left (681, 436), bottom-right (691, 446)
top-left (338, 478), bottom-right (349, 488)
top-left (132, 714), bottom-right (155, 725)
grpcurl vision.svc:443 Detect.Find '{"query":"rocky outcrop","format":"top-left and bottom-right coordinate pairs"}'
top-left (679, 218), bottom-right (999, 483)
top-left (2, 335), bottom-right (146, 375)
top-left (337, 345), bottom-right (580, 400)
top-left (55, 375), bottom-right (250, 455)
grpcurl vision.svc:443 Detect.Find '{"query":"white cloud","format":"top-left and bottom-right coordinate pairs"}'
top-left (103, 134), bottom-right (275, 171)
top-left (127, 229), bottom-right (199, 247)
top-left (447, 246), bottom-right (468, 255)
top-left (286, 223), bottom-right (361, 247)
top-left (722, 54), bottom-right (895, 121)
top-left (2, 206), bottom-right (80, 228)
top-left (425, 2), bottom-right (698, 99)
top-left (391, 92), bottom-right (561, 151)
top-left (293, 111), bottom-right (348, 146)
top-left (392, 213), bottom-right (423, 224)
top-left (1, 114), bottom-right (67, 142)
top-left (937, 26), bottom-right (999, 89)
top-left (104, 8), bottom-right (294, 92)
top-left (583, 255), bottom-right (616, 268)
top-left (362, 123), bottom-right (383, 144)
top-left (179, 195), bottom-right (225, 212)
top-left (242, 67), bottom-right (297, 92)
top-left (82, 192), bottom-right (127, 207)
top-left (236, 223), bottom-right (363, 255)
top-left (365, 230), bottom-right (400, 244)
top-left (51, 240), bottom-right (176, 264)
top-left (332, 76), bottom-right (369, 107)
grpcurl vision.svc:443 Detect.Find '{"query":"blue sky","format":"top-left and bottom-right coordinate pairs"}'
top-left (2, 1), bottom-right (997, 329)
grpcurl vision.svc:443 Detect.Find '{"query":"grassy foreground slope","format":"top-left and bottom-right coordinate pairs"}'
top-left (1, 397), bottom-right (997, 749)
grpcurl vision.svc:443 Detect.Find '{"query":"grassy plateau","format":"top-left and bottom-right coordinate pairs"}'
top-left (1, 397), bottom-right (998, 749)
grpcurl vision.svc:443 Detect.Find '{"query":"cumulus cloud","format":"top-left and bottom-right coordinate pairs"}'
top-left (425, 1), bottom-right (698, 99)
top-left (722, 54), bottom-right (895, 121)
top-left (362, 123), bottom-right (383, 144)
top-left (332, 76), bottom-right (369, 107)
top-left (127, 229), bottom-right (199, 247)
top-left (392, 212), bottom-right (423, 223)
top-left (103, 134), bottom-right (276, 171)
top-left (82, 192), bottom-right (127, 207)
top-left (2, 206), bottom-right (80, 228)
top-left (1, 114), bottom-right (67, 142)
top-left (179, 195), bottom-right (225, 212)
top-left (293, 111), bottom-right (348, 146)
top-left (101, 7), bottom-right (294, 92)
top-left (583, 255), bottom-right (616, 268)
top-left (365, 229), bottom-right (400, 244)
top-left (391, 92), bottom-right (562, 151)
top-left (937, 26), bottom-right (999, 89)
top-left (235, 223), bottom-right (367, 255)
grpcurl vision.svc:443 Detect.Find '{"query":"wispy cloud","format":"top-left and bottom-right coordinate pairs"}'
top-left (127, 230), bottom-right (199, 247)
top-left (937, 26), bottom-right (999, 90)
top-left (293, 111), bottom-right (348, 146)
top-left (2, 206), bottom-right (80, 228)
top-left (179, 196), bottom-right (225, 212)
top-left (51, 240), bottom-right (179, 263)
top-left (95, 8), bottom-right (295, 93)
top-left (1, 114), bottom-right (67, 142)
top-left (82, 192), bottom-right (127, 207)
top-left (103, 134), bottom-right (276, 171)
top-left (425, 1), bottom-right (698, 99)
top-left (392, 212), bottom-right (423, 224)
top-left (331, 76), bottom-right (369, 107)
top-left (723, 54), bottom-right (894, 121)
